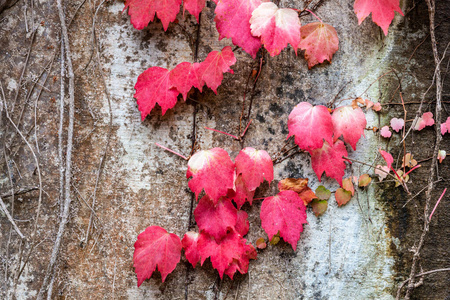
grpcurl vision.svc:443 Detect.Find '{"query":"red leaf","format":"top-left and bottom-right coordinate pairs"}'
top-left (124, 0), bottom-right (182, 31)
top-left (235, 147), bottom-right (274, 191)
top-left (214, 0), bottom-right (263, 58)
top-left (187, 148), bottom-right (235, 204)
top-left (235, 210), bottom-right (250, 237)
top-left (224, 243), bottom-right (256, 279)
top-left (288, 102), bottom-right (334, 151)
top-left (331, 105), bottom-right (367, 150)
top-left (250, 2), bottom-right (301, 56)
top-left (197, 230), bottom-right (245, 278)
top-left (181, 231), bottom-right (201, 267)
top-left (310, 140), bottom-right (348, 186)
top-left (354, 0), bottom-right (403, 35)
top-left (170, 62), bottom-right (203, 100)
top-left (134, 67), bottom-right (179, 120)
top-left (298, 22), bottom-right (339, 69)
top-left (133, 226), bottom-right (182, 286)
top-left (194, 196), bottom-right (237, 240)
top-left (198, 46), bottom-right (237, 93)
top-left (228, 174), bottom-right (255, 208)
top-left (183, 0), bottom-right (206, 22)
top-left (379, 149), bottom-right (393, 169)
top-left (260, 190), bottom-right (307, 250)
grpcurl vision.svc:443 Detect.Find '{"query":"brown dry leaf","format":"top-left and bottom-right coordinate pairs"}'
top-left (402, 153), bottom-right (417, 168)
top-left (278, 178), bottom-right (317, 205)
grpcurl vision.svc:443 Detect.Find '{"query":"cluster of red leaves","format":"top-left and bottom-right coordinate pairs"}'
top-left (287, 102), bottom-right (367, 185)
top-left (135, 46), bottom-right (236, 119)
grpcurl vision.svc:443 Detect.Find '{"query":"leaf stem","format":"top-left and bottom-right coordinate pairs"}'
top-left (155, 143), bottom-right (188, 160)
top-left (429, 188), bottom-right (447, 221)
top-left (305, 9), bottom-right (323, 23)
top-left (204, 127), bottom-right (239, 140)
top-left (240, 119), bottom-right (253, 137)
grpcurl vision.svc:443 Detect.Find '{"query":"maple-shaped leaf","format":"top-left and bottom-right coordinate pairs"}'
top-left (278, 178), bottom-right (317, 205)
top-left (124, 0), bottom-right (182, 31)
top-left (353, 0), bottom-right (403, 35)
top-left (187, 148), bottom-right (235, 204)
top-left (224, 243), bottom-right (256, 279)
top-left (288, 102), bottom-right (334, 151)
top-left (332, 105), bottom-right (367, 150)
top-left (379, 149), bottom-right (393, 169)
top-left (228, 174), bottom-right (255, 208)
top-left (170, 62), bottom-right (203, 100)
top-left (135, 67), bottom-right (180, 119)
top-left (214, 0), bottom-right (263, 58)
top-left (235, 147), bottom-right (274, 191)
top-left (198, 46), bottom-right (236, 93)
top-left (250, 2), bottom-right (301, 56)
top-left (380, 125), bottom-right (392, 138)
top-left (310, 140), bottom-right (348, 186)
top-left (335, 188), bottom-right (352, 206)
top-left (390, 117), bottom-right (404, 132)
top-left (235, 210), bottom-right (250, 237)
top-left (183, 0), bottom-right (206, 22)
top-left (260, 190), bottom-right (307, 250)
top-left (414, 112), bottom-right (435, 131)
top-left (197, 230), bottom-right (245, 278)
top-left (298, 22), bottom-right (339, 69)
top-left (194, 196), bottom-right (237, 240)
top-left (133, 226), bottom-right (182, 286)
top-left (181, 231), bottom-right (201, 267)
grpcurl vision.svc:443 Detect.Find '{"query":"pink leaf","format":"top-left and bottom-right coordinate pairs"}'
top-left (198, 46), bottom-right (237, 93)
top-left (353, 0), bottom-right (403, 35)
top-left (250, 2), bottom-right (301, 56)
top-left (379, 149), bottom-right (393, 169)
top-left (183, 0), bottom-right (206, 22)
top-left (133, 226), bottom-right (182, 286)
top-left (228, 174), bottom-right (255, 208)
top-left (331, 105), bottom-right (367, 150)
top-left (373, 102), bottom-right (382, 111)
top-left (288, 102), bottom-right (334, 151)
top-left (235, 210), bottom-right (250, 237)
top-left (414, 112), bottom-right (435, 131)
top-left (235, 147), bottom-right (274, 191)
top-left (298, 22), bottom-right (339, 69)
top-left (380, 125), bottom-right (392, 138)
top-left (214, 0), bottom-right (263, 58)
top-left (197, 230), bottom-right (245, 278)
top-left (390, 117), bottom-right (404, 132)
top-left (194, 196), bottom-right (237, 240)
top-left (181, 231), bottom-right (201, 267)
top-left (170, 62), bottom-right (203, 100)
top-left (187, 148), bottom-right (235, 204)
top-left (124, 0), bottom-right (182, 31)
top-left (309, 140), bottom-right (348, 186)
top-left (375, 165), bottom-right (390, 181)
top-left (365, 99), bottom-right (374, 109)
top-left (260, 190), bottom-right (307, 250)
top-left (135, 67), bottom-right (179, 119)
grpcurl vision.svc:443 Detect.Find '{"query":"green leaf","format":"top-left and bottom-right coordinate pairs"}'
top-left (311, 199), bottom-right (328, 217)
top-left (315, 185), bottom-right (331, 200)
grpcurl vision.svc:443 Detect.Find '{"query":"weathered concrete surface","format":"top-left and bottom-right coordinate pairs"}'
top-left (0, 0), bottom-right (448, 299)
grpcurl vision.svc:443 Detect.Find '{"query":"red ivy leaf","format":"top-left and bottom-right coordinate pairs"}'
top-left (310, 140), bottom-right (348, 186)
top-left (197, 230), bottom-right (245, 278)
top-left (181, 231), bottom-right (201, 268)
top-left (379, 149), bottom-right (393, 169)
top-left (194, 196), bottom-right (237, 240)
top-left (183, 0), bottom-right (206, 22)
top-left (170, 62), bottom-right (203, 100)
top-left (133, 226), bottom-right (182, 286)
top-left (224, 243), bottom-right (256, 279)
top-left (235, 210), bottom-right (250, 237)
top-left (214, 0), bottom-right (263, 58)
top-left (198, 46), bottom-right (237, 93)
top-left (298, 22), bottom-right (339, 69)
top-left (354, 0), bottom-right (403, 35)
top-left (331, 105), bottom-right (367, 150)
top-left (135, 67), bottom-right (179, 120)
top-left (187, 148), bottom-right (235, 204)
top-left (124, 0), bottom-right (182, 31)
top-left (228, 174), bottom-right (255, 208)
top-left (235, 147), bottom-right (274, 191)
top-left (260, 190), bottom-right (307, 250)
top-left (288, 102), bottom-right (334, 151)
top-left (250, 2), bottom-right (301, 56)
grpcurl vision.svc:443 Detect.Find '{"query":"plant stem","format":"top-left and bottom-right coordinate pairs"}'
top-left (155, 143), bottom-right (188, 160)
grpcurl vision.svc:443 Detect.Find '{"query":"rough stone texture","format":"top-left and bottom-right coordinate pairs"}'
top-left (0, 0), bottom-right (448, 299)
